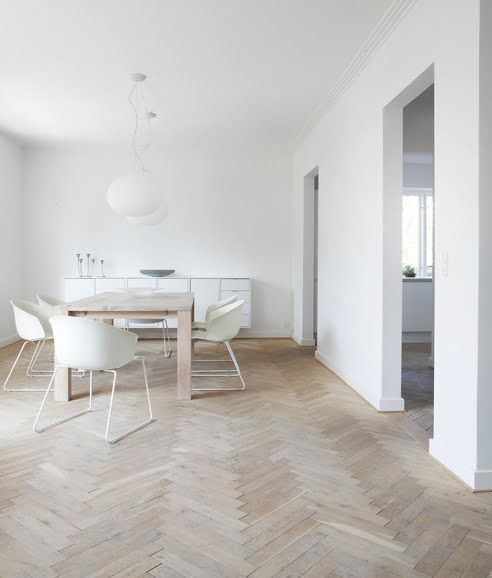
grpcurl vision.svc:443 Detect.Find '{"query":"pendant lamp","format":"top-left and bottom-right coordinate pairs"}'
top-left (126, 202), bottom-right (168, 225)
top-left (107, 73), bottom-right (162, 218)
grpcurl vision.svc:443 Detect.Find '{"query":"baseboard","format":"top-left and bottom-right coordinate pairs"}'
top-left (314, 349), bottom-right (377, 407)
top-left (377, 397), bottom-right (405, 411)
top-left (0, 334), bottom-right (19, 349)
top-left (428, 437), bottom-right (481, 490)
top-left (238, 329), bottom-right (292, 338)
top-left (314, 349), bottom-right (404, 412)
top-left (292, 335), bottom-right (316, 346)
top-left (430, 437), bottom-right (492, 491)
top-left (474, 469), bottom-right (492, 492)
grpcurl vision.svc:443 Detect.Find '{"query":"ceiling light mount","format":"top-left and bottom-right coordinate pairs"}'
top-left (129, 72), bottom-right (147, 83)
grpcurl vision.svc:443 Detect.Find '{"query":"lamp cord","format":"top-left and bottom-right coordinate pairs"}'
top-left (128, 81), bottom-right (150, 174)
top-left (138, 83), bottom-right (153, 159)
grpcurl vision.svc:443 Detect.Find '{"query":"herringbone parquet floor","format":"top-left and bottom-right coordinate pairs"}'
top-left (402, 343), bottom-right (434, 438)
top-left (0, 338), bottom-right (491, 577)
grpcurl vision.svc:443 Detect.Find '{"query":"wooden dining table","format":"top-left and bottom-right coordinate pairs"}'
top-left (53, 291), bottom-right (195, 402)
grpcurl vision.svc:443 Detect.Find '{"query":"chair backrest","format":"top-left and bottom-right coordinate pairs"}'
top-left (36, 294), bottom-right (67, 308)
top-left (205, 300), bottom-right (244, 342)
top-left (50, 316), bottom-right (137, 370)
top-left (205, 295), bottom-right (238, 323)
top-left (10, 299), bottom-right (52, 341)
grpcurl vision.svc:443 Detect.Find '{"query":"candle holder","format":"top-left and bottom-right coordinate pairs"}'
top-left (76, 253), bottom-right (82, 277)
top-left (75, 251), bottom-right (101, 277)
top-left (85, 253), bottom-right (91, 277)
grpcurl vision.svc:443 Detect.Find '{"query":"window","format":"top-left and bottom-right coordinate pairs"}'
top-left (402, 188), bottom-right (433, 277)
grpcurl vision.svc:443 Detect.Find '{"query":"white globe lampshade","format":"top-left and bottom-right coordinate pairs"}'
top-left (107, 174), bottom-right (161, 217)
top-left (126, 202), bottom-right (168, 226)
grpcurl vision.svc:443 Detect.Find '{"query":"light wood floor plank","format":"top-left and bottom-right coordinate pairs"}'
top-left (0, 338), bottom-right (491, 576)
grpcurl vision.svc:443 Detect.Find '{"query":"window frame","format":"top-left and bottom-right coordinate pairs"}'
top-left (402, 187), bottom-right (433, 278)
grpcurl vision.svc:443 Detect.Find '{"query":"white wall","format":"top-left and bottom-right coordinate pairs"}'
top-left (403, 87), bottom-right (434, 188)
top-left (0, 133), bottom-right (23, 346)
top-left (402, 87), bottom-right (434, 189)
top-left (403, 85), bottom-right (434, 156)
top-left (22, 143), bottom-right (292, 337)
top-left (403, 161), bottom-right (433, 189)
top-left (293, 0), bottom-right (488, 488)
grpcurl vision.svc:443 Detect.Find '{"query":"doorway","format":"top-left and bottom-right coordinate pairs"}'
top-left (401, 85), bottom-right (435, 438)
top-left (381, 64), bottom-right (434, 414)
top-left (313, 175), bottom-right (319, 345)
top-left (300, 166), bottom-right (319, 348)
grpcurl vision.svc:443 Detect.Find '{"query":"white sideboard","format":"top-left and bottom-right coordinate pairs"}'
top-left (63, 276), bottom-right (252, 329)
top-left (402, 277), bottom-right (433, 342)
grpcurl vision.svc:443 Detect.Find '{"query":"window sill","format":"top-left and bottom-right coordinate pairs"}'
top-left (402, 277), bottom-right (433, 282)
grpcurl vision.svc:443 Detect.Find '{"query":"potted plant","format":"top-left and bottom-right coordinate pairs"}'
top-left (402, 265), bottom-right (416, 278)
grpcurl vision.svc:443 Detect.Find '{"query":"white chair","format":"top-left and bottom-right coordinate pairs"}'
top-left (3, 300), bottom-right (55, 392)
top-left (33, 316), bottom-right (153, 444)
top-left (192, 295), bottom-right (238, 331)
top-left (36, 295), bottom-right (67, 361)
top-left (115, 289), bottom-right (172, 358)
top-left (191, 300), bottom-right (246, 391)
top-left (36, 294), bottom-right (67, 308)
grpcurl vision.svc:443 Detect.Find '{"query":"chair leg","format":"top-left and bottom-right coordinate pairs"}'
top-left (26, 340), bottom-right (53, 376)
top-left (225, 340), bottom-right (246, 390)
top-left (191, 340), bottom-right (246, 391)
top-left (162, 319), bottom-right (172, 358)
top-left (33, 367), bottom-right (93, 433)
top-left (104, 357), bottom-right (153, 444)
top-left (4, 341), bottom-right (29, 391)
top-left (4, 341), bottom-right (54, 392)
top-left (25, 340), bottom-right (41, 376)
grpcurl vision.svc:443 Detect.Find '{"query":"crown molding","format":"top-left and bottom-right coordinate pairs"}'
top-left (293, 0), bottom-right (419, 145)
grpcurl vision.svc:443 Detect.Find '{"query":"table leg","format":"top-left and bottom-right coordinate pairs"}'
top-left (54, 366), bottom-right (72, 401)
top-left (177, 309), bottom-right (192, 400)
top-left (54, 306), bottom-right (72, 401)
top-left (191, 300), bottom-right (195, 355)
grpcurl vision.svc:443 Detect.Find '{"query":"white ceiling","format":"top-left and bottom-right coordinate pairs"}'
top-left (0, 0), bottom-right (392, 146)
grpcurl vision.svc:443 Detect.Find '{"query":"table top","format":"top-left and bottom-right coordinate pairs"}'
top-left (67, 291), bottom-right (194, 312)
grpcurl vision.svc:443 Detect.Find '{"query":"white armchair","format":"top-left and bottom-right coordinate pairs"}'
top-left (33, 316), bottom-right (153, 444)
top-left (3, 299), bottom-right (55, 392)
top-left (191, 300), bottom-right (246, 391)
top-left (192, 295), bottom-right (238, 331)
top-left (36, 294), bottom-right (67, 361)
top-left (36, 294), bottom-right (67, 308)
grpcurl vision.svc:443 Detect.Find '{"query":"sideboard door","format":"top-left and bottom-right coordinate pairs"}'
top-left (64, 278), bottom-right (95, 302)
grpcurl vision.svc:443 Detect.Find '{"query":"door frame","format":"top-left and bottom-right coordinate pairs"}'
top-left (298, 165), bottom-right (319, 346)
top-left (381, 64), bottom-right (434, 410)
